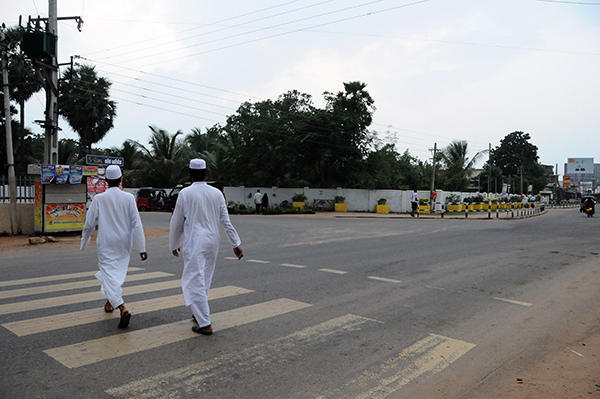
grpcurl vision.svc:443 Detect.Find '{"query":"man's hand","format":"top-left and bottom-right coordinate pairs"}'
top-left (172, 248), bottom-right (180, 257)
top-left (140, 252), bottom-right (148, 261)
top-left (233, 246), bottom-right (243, 260)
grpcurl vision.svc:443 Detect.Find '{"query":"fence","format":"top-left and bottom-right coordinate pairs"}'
top-left (0, 175), bottom-right (35, 203)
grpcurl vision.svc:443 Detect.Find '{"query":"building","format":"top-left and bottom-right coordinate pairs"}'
top-left (563, 158), bottom-right (600, 193)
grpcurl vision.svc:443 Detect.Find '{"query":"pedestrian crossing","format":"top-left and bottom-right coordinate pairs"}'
top-left (0, 267), bottom-right (476, 398)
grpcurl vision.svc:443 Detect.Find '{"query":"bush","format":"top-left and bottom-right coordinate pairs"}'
top-left (472, 194), bottom-right (484, 203)
top-left (292, 193), bottom-right (307, 202)
top-left (446, 194), bottom-right (460, 204)
top-left (377, 198), bottom-right (387, 205)
top-left (509, 195), bottom-right (522, 203)
top-left (334, 195), bottom-right (345, 203)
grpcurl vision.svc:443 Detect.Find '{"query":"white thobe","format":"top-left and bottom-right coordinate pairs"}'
top-left (81, 187), bottom-right (146, 308)
top-left (169, 182), bottom-right (241, 328)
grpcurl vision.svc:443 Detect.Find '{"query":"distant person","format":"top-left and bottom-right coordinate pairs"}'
top-left (80, 165), bottom-right (147, 329)
top-left (254, 189), bottom-right (263, 214)
top-left (170, 159), bottom-right (243, 336)
top-left (410, 189), bottom-right (419, 217)
top-left (261, 191), bottom-right (269, 213)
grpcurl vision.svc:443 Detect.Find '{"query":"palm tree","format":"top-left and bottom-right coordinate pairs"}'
top-left (59, 65), bottom-right (116, 153)
top-left (441, 140), bottom-right (487, 191)
top-left (132, 126), bottom-right (190, 187)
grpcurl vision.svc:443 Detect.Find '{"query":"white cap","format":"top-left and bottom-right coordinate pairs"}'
top-left (189, 158), bottom-right (206, 170)
top-left (106, 165), bottom-right (122, 180)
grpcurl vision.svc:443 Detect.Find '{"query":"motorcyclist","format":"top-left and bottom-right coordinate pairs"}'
top-left (583, 196), bottom-right (595, 216)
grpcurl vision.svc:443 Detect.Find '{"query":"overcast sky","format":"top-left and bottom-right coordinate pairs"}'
top-left (3, 0), bottom-right (599, 173)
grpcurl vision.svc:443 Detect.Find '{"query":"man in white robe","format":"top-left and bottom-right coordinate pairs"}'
top-left (81, 165), bottom-right (147, 329)
top-left (170, 159), bottom-right (243, 335)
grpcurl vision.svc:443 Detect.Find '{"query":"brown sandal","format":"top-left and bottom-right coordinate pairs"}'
top-left (104, 301), bottom-right (114, 313)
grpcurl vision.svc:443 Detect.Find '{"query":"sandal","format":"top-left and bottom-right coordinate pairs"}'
top-left (104, 301), bottom-right (114, 313)
top-left (118, 310), bottom-right (131, 329)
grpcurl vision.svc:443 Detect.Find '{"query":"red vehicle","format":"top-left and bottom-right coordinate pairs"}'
top-left (136, 188), bottom-right (167, 211)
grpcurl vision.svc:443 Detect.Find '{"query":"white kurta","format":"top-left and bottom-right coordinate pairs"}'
top-left (169, 182), bottom-right (241, 328)
top-left (81, 187), bottom-right (146, 308)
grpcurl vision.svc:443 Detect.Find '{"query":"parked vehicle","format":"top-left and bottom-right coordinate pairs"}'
top-left (167, 182), bottom-right (225, 211)
top-left (136, 188), bottom-right (168, 211)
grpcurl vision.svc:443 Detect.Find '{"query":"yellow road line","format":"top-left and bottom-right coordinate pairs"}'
top-left (0, 267), bottom-right (144, 288)
top-left (0, 271), bottom-right (173, 300)
top-left (318, 268), bottom-right (347, 275)
top-left (350, 334), bottom-right (476, 399)
top-left (106, 314), bottom-right (377, 398)
top-left (0, 279), bottom-right (182, 316)
top-left (368, 276), bottom-right (402, 284)
top-left (44, 298), bottom-right (312, 368)
top-left (2, 286), bottom-right (252, 336)
top-left (280, 263), bottom-right (306, 269)
top-left (493, 297), bottom-right (533, 307)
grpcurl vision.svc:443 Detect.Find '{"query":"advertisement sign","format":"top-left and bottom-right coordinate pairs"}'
top-left (82, 166), bottom-right (98, 176)
top-left (85, 154), bottom-right (124, 167)
top-left (34, 182), bottom-right (43, 231)
top-left (566, 158), bottom-right (593, 174)
top-left (70, 165), bottom-right (83, 184)
top-left (54, 165), bottom-right (70, 184)
top-left (41, 164), bottom-right (56, 184)
top-left (44, 203), bottom-right (85, 231)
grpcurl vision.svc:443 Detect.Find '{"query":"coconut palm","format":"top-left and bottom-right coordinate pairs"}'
top-left (440, 140), bottom-right (487, 191)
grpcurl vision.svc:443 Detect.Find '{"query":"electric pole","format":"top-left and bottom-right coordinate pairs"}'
top-left (430, 142), bottom-right (437, 196)
top-left (1, 24), bottom-right (17, 234)
top-left (44, 0), bottom-right (58, 164)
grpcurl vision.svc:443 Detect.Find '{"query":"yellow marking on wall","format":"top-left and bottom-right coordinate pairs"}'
top-left (0, 279), bottom-right (182, 315)
top-left (3, 286), bottom-right (252, 336)
top-left (106, 314), bottom-right (377, 399)
top-left (350, 334), bottom-right (475, 399)
top-left (493, 297), bottom-right (533, 307)
top-left (45, 298), bottom-right (312, 368)
top-left (0, 267), bottom-right (144, 288)
top-left (0, 271), bottom-right (173, 300)
top-left (318, 268), bottom-right (347, 275)
top-left (368, 276), bottom-right (402, 284)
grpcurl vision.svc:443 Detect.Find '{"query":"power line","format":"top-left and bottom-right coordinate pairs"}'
top-left (81, 0), bottom-right (306, 56)
top-left (31, 0), bottom-right (40, 15)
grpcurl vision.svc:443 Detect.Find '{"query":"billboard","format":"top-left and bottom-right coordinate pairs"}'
top-left (566, 158), bottom-right (593, 174)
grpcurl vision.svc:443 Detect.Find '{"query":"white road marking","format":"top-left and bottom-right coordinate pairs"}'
top-left (568, 348), bottom-right (584, 358)
top-left (0, 279), bottom-right (182, 315)
top-left (493, 297), bottom-right (533, 307)
top-left (318, 268), bottom-right (348, 275)
top-left (0, 267), bottom-right (144, 288)
top-left (0, 271), bottom-right (173, 300)
top-left (338, 334), bottom-right (476, 399)
top-left (2, 286), bottom-right (253, 336)
top-left (44, 298), bottom-right (312, 368)
top-left (223, 256), bottom-right (237, 260)
top-left (281, 232), bottom-right (409, 248)
top-left (106, 314), bottom-right (378, 398)
top-left (280, 263), bottom-right (306, 269)
top-left (368, 276), bottom-right (402, 284)
top-left (247, 259), bottom-right (271, 264)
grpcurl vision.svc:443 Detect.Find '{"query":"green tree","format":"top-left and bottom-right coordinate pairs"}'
top-left (491, 131), bottom-right (544, 193)
top-left (132, 126), bottom-right (190, 187)
top-left (440, 140), bottom-right (487, 191)
top-left (59, 65), bottom-right (116, 153)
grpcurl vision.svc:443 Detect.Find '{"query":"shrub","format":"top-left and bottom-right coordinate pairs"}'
top-left (334, 195), bottom-right (345, 203)
top-left (418, 198), bottom-right (428, 205)
top-left (377, 198), bottom-right (387, 205)
top-left (446, 194), bottom-right (460, 204)
top-left (292, 193), bottom-right (307, 202)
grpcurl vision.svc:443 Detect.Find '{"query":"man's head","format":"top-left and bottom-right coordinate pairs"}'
top-left (189, 158), bottom-right (206, 181)
top-left (257, 189), bottom-right (260, 193)
top-left (106, 165), bottom-right (122, 187)
top-left (413, 189), bottom-right (417, 193)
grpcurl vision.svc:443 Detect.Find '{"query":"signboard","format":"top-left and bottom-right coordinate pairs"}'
top-left (34, 182), bottom-right (43, 232)
top-left (566, 158), bottom-right (593, 174)
top-left (41, 164), bottom-right (55, 184)
top-left (54, 165), bottom-right (70, 184)
top-left (44, 203), bottom-right (85, 231)
top-left (70, 165), bottom-right (83, 184)
top-left (82, 166), bottom-right (98, 176)
top-left (86, 155), bottom-right (124, 167)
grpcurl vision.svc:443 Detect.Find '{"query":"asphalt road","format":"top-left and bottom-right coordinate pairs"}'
top-left (0, 208), bottom-right (598, 398)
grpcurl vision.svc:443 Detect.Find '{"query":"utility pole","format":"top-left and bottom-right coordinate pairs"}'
top-left (44, 0), bottom-right (58, 164)
top-left (1, 24), bottom-right (17, 234)
top-left (487, 143), bottom-right (491, 193)
top-left (430, 142), bottom-right (437, 197)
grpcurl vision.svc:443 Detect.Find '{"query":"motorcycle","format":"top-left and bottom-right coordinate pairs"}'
top-left (585, 205), bottom-right (595, 217)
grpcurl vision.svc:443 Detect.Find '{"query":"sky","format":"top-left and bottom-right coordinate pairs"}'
top-left (2, 0), bottom-right (600, 174)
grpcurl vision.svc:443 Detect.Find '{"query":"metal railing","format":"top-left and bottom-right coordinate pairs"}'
top-left (0, 175), bottom-right (35, 203)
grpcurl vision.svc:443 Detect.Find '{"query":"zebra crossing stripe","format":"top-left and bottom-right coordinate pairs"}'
top-left (44, 298), bottom-right (312, 368)
top-left (339, 334), bottom-right (475, 399)
top-left (0, 271), bottom-right (173, 300)
top-left (0, 267), bottom-right (144, 288)
top-left (2, 286), bottom-right (253, 337)
top-left (106, 314), bottom-right (378, 398)
top-left (0, 279), bottom-right (182, 316)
